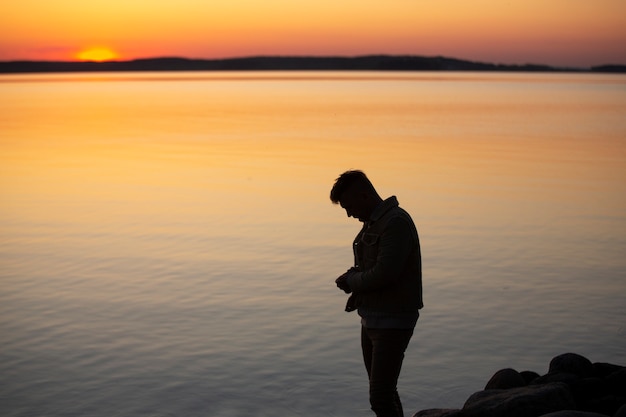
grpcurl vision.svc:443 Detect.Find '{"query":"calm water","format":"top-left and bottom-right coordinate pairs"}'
top-left (1, 71), bottom-right (625, 417)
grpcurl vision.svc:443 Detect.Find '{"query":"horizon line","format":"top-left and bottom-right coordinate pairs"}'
top-left (1, 54), bottom-right (625, 74)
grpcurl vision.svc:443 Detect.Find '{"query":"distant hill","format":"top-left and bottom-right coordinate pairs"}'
top-left (1, 55), bottom-right (624, 74)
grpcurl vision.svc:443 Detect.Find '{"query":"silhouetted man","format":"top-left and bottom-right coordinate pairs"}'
top-left (331, 170), bottom-right (423, 417)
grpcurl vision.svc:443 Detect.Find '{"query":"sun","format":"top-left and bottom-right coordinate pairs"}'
top-left (75, 47), bottom-right (120, 62)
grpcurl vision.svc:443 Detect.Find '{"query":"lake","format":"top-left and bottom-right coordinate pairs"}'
top-left (1, 71), bottom-right (625, 417)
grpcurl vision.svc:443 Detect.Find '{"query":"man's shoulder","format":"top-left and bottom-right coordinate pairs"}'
top-left (385, 204), bottom-right (414, 221)
top-left (372, 206), bottom-right (415, 234)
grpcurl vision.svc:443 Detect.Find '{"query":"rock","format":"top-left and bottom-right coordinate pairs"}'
top-left (550, 353), bottom-right (594, 378)
top-left (614, 404), bottom-right (626, 417)
top-left (411, 409), bottom-right (463, 417)
top-left (532, 371), bottom-right (581, 387)
top-left (585, 395), bottom-right (626, 417)
top-left (462, 382), bottom-right (576, 417)
top-left (590, 368), bottom-right (626, 416)
top-left (539, 411), bottom-right (610, 417)
top-left (570, 377), bottom-right (607, 400)
top-left (606, 368), bottom-right (626, 395)
top-left (485, 368), bottom-right (527, 390)
top-left (530, 368), bottom-right (625, 416)
top-left (410, 354), bottom-right (625, 417)
top-left (521, 370), bottom-right (541, 384)
top-left (593, 362), bottom-right (624, 379)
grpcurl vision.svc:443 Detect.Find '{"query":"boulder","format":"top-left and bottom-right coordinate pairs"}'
top-left (606, 368), bottom-right (626, 395)
top-left (539, 411), bottom-right (610, 417)
top-left (521, 370), bottom-right (541, 384)
top-left (531, 362), bottom-right (625, 415)
top-left (412, 409), bottom-right (463, 417)
top-left (614, 404), bottom-right (626, 417)
top-left (593, 362), bottom-right (624, 379)
top-left (550, 353), bottom-right (594, 378)
top-left (485, 368), bottom-right (527, 390)
top-left (462, 382), bottom-right (576, 417)
top-left (410, 354), bottom-right (625, 417)
top-left (531, 371), bottom-right (581, 388)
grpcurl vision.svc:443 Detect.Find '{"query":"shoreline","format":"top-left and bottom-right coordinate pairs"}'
top-left (1, 55), bottom-right (625, 74)
top-left (412, 352), bottom-right (625, 417)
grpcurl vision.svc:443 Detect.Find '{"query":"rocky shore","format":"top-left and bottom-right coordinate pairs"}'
top-left (413, 353), bottom-right (625, 417)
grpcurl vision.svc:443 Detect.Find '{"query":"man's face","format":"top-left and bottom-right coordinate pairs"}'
top-left (339, 188), bottom-right (369, 222)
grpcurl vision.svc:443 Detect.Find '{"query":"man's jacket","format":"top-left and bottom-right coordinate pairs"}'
top-left (345, 196), bottom-right (423, 314)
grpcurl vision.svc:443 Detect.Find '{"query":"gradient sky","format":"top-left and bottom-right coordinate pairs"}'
top-left (2, 0), bottom-right (625, 67)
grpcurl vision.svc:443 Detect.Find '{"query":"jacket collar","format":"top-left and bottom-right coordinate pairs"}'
top-left (369, 196), bottom-right (399, 223)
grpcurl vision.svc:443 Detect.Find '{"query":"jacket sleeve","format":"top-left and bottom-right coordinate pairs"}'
top-left (346, 216), bottom-right (414, 293)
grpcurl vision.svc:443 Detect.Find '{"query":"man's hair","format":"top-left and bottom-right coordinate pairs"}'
top-left (330, 170), bottom-right (376, 204)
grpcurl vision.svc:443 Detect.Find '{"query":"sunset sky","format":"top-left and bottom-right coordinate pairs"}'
top-left (2, 0), bottom-right (625, 68)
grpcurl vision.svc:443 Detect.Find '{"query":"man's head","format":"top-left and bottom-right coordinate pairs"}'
top-left (330, 170), bottom-right (383, 222)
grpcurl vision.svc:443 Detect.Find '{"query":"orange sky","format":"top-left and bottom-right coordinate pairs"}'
top-left (1, 0), bottom-right (625, 67)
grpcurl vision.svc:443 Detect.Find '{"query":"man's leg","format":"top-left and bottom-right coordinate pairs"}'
top-left (362, 327), bottom-right (413, 417)
top-left (361, 325), bottom-right (373, 378)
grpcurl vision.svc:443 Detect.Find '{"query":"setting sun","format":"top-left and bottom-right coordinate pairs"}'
top-left (75, 47), bottom-right (119, 62)
top-left (1, 0), bottom-right (625, 67)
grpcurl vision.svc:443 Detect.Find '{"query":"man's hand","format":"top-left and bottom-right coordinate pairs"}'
top-left (335, 268), bottom-right (357, 294)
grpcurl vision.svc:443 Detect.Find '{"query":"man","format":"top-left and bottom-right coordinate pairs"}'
top-left (330, 170), bottom-right (423, 417)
